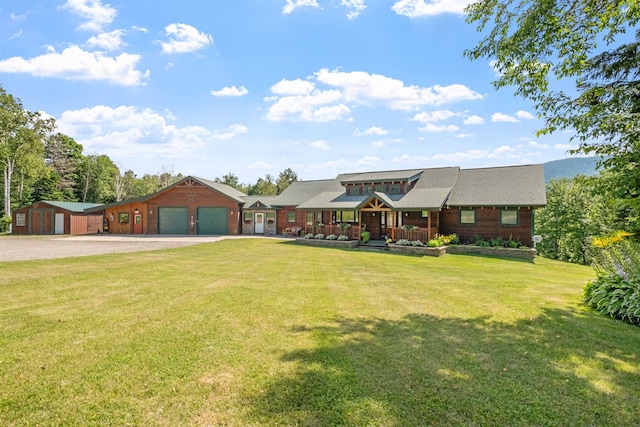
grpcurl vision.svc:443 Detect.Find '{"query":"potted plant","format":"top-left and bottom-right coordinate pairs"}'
top-left (361, 231), bottom-right (371, 244)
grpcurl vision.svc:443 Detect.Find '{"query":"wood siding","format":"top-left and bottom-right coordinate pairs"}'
top-left (145, 181), bottom-right (242, 235)
top-left (12, 202), bottom-right (101, 235)
top-left (440, 207), bottom-right (534, 246)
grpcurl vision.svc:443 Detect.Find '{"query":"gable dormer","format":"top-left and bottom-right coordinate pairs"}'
top-left (341, 169), bottom-right (424, 196)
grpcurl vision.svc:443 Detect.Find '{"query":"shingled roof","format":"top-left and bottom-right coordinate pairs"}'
top-left (282, 164), bottom-right (545, 210)
top-left (446, 165), bottom-right (546, 207)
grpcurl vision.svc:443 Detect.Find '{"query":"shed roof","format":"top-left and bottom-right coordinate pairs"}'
top-left (41, 201), bottom-right (103, 212)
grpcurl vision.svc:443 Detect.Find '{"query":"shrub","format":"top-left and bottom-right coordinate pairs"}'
top-left (584, 231), bottom-right (640, 325)
top-left (583, 274), bottom-right (640, 325)
top-left (473, 236), bottom-right (491, 247)
top-left (427, 239), bottom-right (441, 247)
top-left (0, 215), bottom-right (11, 233)
top-left (325, 234), bottom-right (337, 240)
top-left (411, 240), bottom-right (426, 247)
top-left (440, 233), bottom-right (458, 245)
top-left (304, 233), bottom-right (314, 239)
top-left (314, 233), bottom-right (325, 240)
top-left (361, 231), bottom-right (370, 244)
top-left (337, 235), bottom-right (349, 241)
top-left (395, 239), bottom-right (411, 246)
top-left (489, 237), bottom-right (505, 247)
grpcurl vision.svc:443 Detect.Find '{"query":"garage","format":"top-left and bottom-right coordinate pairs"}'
top-left (158, 207), bottom-right (189, 234)
top-left (197, 207), bottom-right (228, 235)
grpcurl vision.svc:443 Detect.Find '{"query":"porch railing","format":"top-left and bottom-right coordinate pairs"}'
top-left (304, 224), bottom-right (362, 240)
top-left (387, 227), bottom-right (438, 242)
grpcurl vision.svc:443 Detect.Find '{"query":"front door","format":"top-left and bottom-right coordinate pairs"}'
top-left (362, 211), bottom-right (381, 240)
top-left (254, 213), bottom-right (264, 234)
top-left (55, 213), bottom-right (64, 234)
top-left (132, 214), bottom-right (142, 234)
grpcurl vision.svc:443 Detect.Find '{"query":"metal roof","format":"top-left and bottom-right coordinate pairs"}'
top-left (340, 169), bottom-right (425, 184)
top-left (41, 201), bottom-right (103, 212)
top-left (271, 179), bottom-right (343, 206)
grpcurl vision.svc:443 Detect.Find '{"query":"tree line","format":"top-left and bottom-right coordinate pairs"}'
top-left (0, 85), bottom-right (297, 223)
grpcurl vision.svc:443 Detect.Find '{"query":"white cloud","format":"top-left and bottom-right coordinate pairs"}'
top-left (491, 112), bottom-right (519, 123)
top-left (555, 143), bottom-right (577, 151)
top-left (463, 115), bottom-right (484, 125)
top-left (411, 110), bottom-right (457, 122)
top-left (9, 29), bottom-right (23, 40)
top-left (371, 140), bottom-right (385, 148)
top-left (391, 0), bottom-right (470, 17)
top-left (60, 0), bottom-right (117, 32)
top-left (270, 78), bottom-right (315, 95)
top-left (316, 68), bottom-right (482, 110)
top-left (160, 23), bottom-right (213, 54)
top-left (283, 0), bottom-right (320, 14)
top-left (342, 0), bottom-right (367, 19)
top-left (11, 12), bottom-right (27, 21)
top-left (0, 45), bottom-right (148, 85)
top-left (247, 162), bottom-right (272, 171)
top-left (266, 69), bottom-right (481, 122)
top-left (86, 29), bottom-right (126, 51)
top-left (57, 105), bottom-right (246, 160)
top-left (418, 123), bottom-right (460, 132)
top-left (455, 133), bottom-right (473, 138)
top-left (212, 123), bottom-right (249, 140)
top-left (391, 154), bottom-right (432, 164)
top-left (211, 86), bottom-right (249, 97)
top-left (353, 126), bottom-right (389, 136)
top-left (266, 89), bottom-right (350, 122)
top-left (516, 110), bottom-right (536, 120)
top-left (525, 138), bottom-right (549, 149)
top-left (310, 139), bottom-right (331, 150)
top-left (357, 155), bottom-right (381, 166)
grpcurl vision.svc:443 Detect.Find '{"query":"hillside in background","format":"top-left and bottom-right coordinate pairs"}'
top-left (542, 157), bottom-right (600, 182)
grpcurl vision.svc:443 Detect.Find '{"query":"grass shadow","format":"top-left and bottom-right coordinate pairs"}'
top-left (245, 309), bottom-right (640, 426)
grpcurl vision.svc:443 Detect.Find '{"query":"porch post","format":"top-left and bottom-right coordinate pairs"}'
top-left (427, 211), bottom-right (432, 240)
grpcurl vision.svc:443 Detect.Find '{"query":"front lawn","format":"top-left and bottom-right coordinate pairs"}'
top-left (1, 239), bottom-right (638, 426)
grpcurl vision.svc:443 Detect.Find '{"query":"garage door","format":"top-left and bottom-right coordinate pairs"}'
top-left (197, 207), bottom-right (228, 235)
top-left (158, 207), bottom-right (189, 234)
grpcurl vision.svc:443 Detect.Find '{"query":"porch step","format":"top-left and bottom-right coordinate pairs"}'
top-left (358, 240), bottom-right (389, 251)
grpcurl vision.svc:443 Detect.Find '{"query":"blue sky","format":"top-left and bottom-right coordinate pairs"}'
top-left (0, 0), bottom-right (579, 183)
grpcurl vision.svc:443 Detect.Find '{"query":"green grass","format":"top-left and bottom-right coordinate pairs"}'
top-left (1, 239), bottom-right (638, 426)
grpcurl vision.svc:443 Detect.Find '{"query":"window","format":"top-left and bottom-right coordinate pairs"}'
top-left (363, 186), bottom-right (373, 194)
top-left (287, 212), bottom-right (296, 223)
top-left (337, 210), bottom-right (357, 222)
top-left (376, 184), bottom-right (386, 192)
top-left (316, 211), bottom-right (323, 223)
top-left (16, 213), bottom-right (25, 227)
top-left (501, 210), bottom-right (518, 225)
top-left (244, 211), bottom-right (252, 221)
top-left (118, 212), bottom-right (129, 224)
top-left (421, 211), bottom-right (429, 218)
top-left (389, 184), bottom-right (401, 194)
top-left (266, 212), bottom-right (276, 221)
top-left (460, 210), bottom-right (475, 224)
top-left (349, 186), bottom-right (360, 195)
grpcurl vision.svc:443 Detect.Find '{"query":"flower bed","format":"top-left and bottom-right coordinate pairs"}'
top-left (295, 238), bottom-right (359, 248)
top-left (447, 245), bottom-right (536, 260)
top-left (388, 244), bottom-right (447, 257)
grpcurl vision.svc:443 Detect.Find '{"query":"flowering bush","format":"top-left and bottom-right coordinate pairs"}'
top-left (395, 239), bottom-right (411, 246)
top-left (584, 231), bottom-right (640, 325)
top-left (411, 240), bottom-right (426, 246)
top-left (337, 235), bottom-right (349, 241)
top-left (314, 233), bottom-right (325, 239)
top-left (304, 233), bottom-right (315, 239)
top-left (325, 234), bottom-right (337, 240)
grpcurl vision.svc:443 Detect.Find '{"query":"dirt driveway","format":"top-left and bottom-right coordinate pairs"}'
top-left (0, 235), bottom-right (277, 262)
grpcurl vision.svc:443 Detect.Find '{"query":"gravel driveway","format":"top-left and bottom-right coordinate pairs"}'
top-left (0, 235), bottom-right (275, 262)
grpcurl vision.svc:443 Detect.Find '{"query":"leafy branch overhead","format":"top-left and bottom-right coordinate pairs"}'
top-left (465, 0), bottom-right (640, 210)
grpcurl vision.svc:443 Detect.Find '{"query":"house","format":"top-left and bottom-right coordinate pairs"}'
top-left (271, 164), bottom-right (546, 245)
top-left (12, 201), bottom-right (103, 235)
top-left (71, 164), bottom-right (546, 246)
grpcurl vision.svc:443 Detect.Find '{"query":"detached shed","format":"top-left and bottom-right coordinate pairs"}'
top-left (12, 201), bottom-right (104, 235)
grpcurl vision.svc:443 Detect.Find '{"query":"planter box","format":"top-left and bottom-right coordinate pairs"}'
top-left (388, 244), bottom-right (447, 257)
top-left (447, 245), bottom-right (536, 261)
top-left (295, 238), bottom-right (360, 249)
